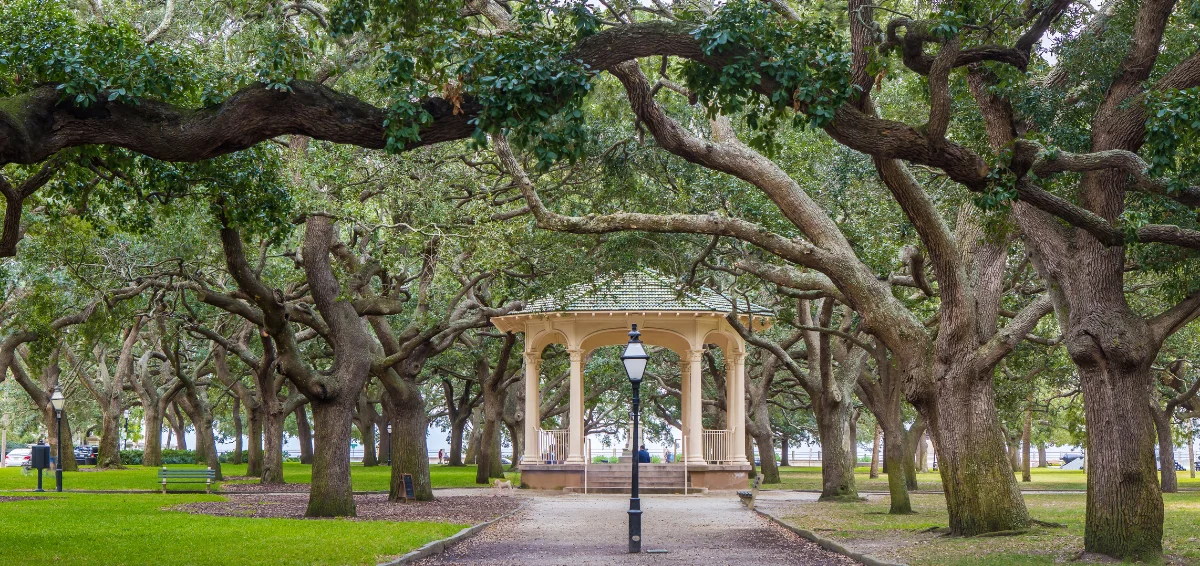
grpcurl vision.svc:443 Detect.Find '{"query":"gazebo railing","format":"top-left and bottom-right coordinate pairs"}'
top-left (702, 429), bottom-right (731, 464)
top-left (536, 429), bottom-right (570, 464)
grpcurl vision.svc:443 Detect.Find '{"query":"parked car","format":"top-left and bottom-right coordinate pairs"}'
top-left (74, 446), bottom-right (98, 465)
top-left (4, 448), bottom-right (32, 467)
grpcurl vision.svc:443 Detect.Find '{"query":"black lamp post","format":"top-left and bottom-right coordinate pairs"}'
top-left (621, 324), bottom-right (649, 554)
top-left (50, 386), bottom-right (65, 492)
top-left (386, 424), bottom-right (392, 466)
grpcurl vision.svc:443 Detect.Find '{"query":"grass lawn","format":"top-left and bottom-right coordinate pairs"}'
top-left (768, 465), bottom-right (1200, 492)
top-left (0, 462), bottom-right (518, 492)
top-left (772, 491), bottom-right (1200, 565)
top-left (0, 492), bottom-right (464, 565)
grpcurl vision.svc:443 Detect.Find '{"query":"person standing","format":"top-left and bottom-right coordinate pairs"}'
top-left (438, 449), bottom-right (445, 465)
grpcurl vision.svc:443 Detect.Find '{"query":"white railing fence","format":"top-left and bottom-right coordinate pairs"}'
top-left (702, 429), bottom-right (731, 464)
top-left (535, 429), bottom-right (570, 464)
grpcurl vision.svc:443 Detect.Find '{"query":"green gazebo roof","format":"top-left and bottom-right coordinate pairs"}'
top-left (515, 269), bottom-right (773, 316)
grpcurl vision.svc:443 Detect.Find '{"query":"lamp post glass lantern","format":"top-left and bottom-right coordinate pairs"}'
top-left (621, 324), bottom-right (649, 553)
top-left (50, 386), bottom-right (65, 492)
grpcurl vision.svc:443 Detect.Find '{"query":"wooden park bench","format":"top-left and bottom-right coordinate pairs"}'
top-left (158, 467), bottom-right (216, 494)
top-left (737, 476), bottom-right (762, 510)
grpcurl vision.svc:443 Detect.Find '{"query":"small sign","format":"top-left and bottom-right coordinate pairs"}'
top-left (402, 473), bottom-right (415, 502)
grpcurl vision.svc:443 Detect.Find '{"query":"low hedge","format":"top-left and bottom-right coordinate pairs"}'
top-left (119, 449), bottom-right (199, 465)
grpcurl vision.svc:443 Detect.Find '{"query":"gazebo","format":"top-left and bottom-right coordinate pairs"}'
top-left (491, 270), bottom-right (773, 491)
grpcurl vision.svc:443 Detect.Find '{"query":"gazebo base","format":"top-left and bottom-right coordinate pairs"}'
top-left (519, 463), bottom-right (751, 491)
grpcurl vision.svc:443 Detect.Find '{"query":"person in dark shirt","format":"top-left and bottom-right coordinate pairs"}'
top-left (638, 445), bottom-right (651, 463)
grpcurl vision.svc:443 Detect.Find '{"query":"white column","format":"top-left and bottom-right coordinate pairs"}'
top-left (685, 349), bottom-right (705, 464)
top-left (522, 352), bottom-right (540, 465)
top-left (566, 348), bottom-right (585, 463)
top-left (679, 360), bottom-right (690, 457)
top-left (729, 351), bottom-right (748, 463)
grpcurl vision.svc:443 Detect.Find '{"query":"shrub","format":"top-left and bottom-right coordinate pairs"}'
top-left (120, 449), bottom-right (200, 465)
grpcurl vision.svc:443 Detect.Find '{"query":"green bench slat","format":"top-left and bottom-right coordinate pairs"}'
top-left (158, 468), bottom-right (216, 493)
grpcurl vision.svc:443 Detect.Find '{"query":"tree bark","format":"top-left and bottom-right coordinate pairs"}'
top-left (1022, 398), bottom-right (1033, 482)
top-left (246, 407), bottom-right (264, 477)
top-left (924, 372), bottom-right (1030, 536)
top-left (815, 396), bottom-right (857, 500)
top-left (1151, 403), bottom-right (1177, 493)
top-left (168, 403), bottom-right (187, 450)
top-left (449, 416), bottom-right (467, 466)
top-left (97, 401), bottom-right (123, 469)
top-left (870, 424), bottom-right (882, 479)
top-left (780, 436), bottom-right (790, 467)
top-left (177, 393), bottom-right (222, 479)
top-left (386, 387), bottom-right (434, 501)
top-left (880, 420), bottom-right (913, 514)
top-left (1038, 444), bottom-right (1048, 468)
top-left (296, 406), bottom-right (314, 464)
top-left (261, 400), bottom-right (285, 485)
top-left (142, 408), bottom-right (165, 467)
top-left (307, 396), bottom-right (358, 516)
top-left (231, 396), bottom-right (243, 465)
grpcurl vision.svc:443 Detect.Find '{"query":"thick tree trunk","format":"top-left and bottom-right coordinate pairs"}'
top-left (815, 397), bottom-right (857, 501)
top-left (1151, 405), bottom-right (1176, 493)
top-left (1065, 313), bottom-right (1163, 559)
top-left (168, 404), bottom-right (187, 450)
top-left (142, 408), bottom-right (164, 467)
top-left (925, 369), bottom-right (1029, 535)
top-left (1006, 429), bottom-right (1021, 472)
top-left (307, 397), bottom-right (358, 517)
top-left (231, 397), bottom-right (243, 466)
top-left (296, 406), bottom-right (314, 465)
top-left (359, 417), bottom-right (378, 467)
top-left (262, 402), bottom-right (285, 485)
top-left (505, 419), bottom-right (521, 472)
top-left (42, 408), bottom-right (78, 472)
top-left (178, 394), bottom-right (222, 479)
top-left (97, 404), bottom-right (123, 469)
top-left (377, 414), bottom-right (391, 465)
top-left (780, 436), bottom-right (790, 467)
top-left (870, 424), bottom-right (881, 479)
top-left (914, 432), bottom-right (928, 474)
top-left (1190, 426), bottom-right (1196, 479)
top-left (464, 408), bottom-right (483, 465)
top-left (475, 399), bottom-right (505, 484)
top-left (387, 390), bottom-right (433, 501)
top-left (246, 407), bottom-right (264, 477)
top-left (1022, 400), bottom-right (1033, 483)
top-left (746, 391), bottom-right (780, 484)
top-left (752, 431), bottom-right (781, 484)
top-left (901, 421), bottom-right (925, 491)
top-left (1038, 444), bottom-right (1048, 468)
top-left (880, 421), bottom-right (912, 514)
top-left (448, 417), bottom-right (467, 466)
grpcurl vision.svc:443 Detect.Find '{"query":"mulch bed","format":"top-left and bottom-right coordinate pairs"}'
top-left (0, 496), bottom-right (49, 502)
top-left (219, 479), bottom-right (311, 493)
top-left (170, 493), bottom-right (522, 525)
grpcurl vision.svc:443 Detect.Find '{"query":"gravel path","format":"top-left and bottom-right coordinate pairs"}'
top-left (415, 492), bottom-right (861, 565)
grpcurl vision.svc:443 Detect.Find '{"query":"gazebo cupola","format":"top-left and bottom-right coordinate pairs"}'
top-left (491, 269), bottom-right (772, 482)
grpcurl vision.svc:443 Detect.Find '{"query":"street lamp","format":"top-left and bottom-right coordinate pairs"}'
top-left (386, 424), bottom-right (392, 466)
top-left (621, 324), bottom-right (649, 554)
top-left (50, 386), bottom-right (65, 492)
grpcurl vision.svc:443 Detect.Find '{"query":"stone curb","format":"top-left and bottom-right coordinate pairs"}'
top-left (754, 507), bottom-right (907, 566)
top-left (378, 498), bottom-right (530, 566)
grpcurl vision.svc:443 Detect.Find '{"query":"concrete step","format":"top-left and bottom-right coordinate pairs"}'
top-left (583, 480), bottom-right (689, 487)
top-left (563, 486), bottom-right (708, 494)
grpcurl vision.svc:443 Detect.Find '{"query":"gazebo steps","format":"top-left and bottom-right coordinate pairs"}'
top-left (563, 486), bottom-right (708, 494)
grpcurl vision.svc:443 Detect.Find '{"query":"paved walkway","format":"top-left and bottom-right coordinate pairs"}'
top-left (415, 491), bottom-right (860, 565)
